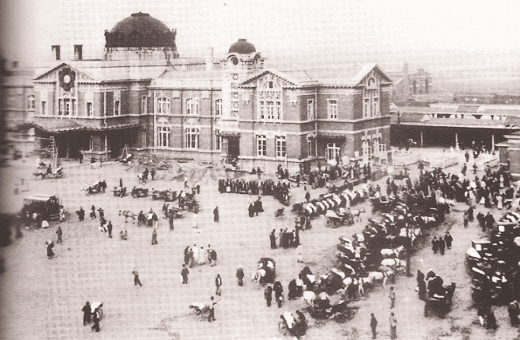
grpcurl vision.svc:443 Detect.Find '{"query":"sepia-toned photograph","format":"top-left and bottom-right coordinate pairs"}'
top-left (1, 0), bottom-right (520, 339)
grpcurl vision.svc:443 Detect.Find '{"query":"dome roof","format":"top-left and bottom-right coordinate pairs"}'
top-left (105, 12), bottom-right (177, 48)
top-left (110, 12), bottom-right (170, 35)
top-left (228, 39), bottom-right (256, 54)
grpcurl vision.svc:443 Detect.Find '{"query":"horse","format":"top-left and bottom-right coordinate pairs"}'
top-left (361, 270), bottom-right (393, 289)
top-left (381, 258), bottom-right (406, 269)
top-left (302, 290), bottom-right (316, 307)
top-left (380, 245), bottom-right (405, 259)
top-left (118, 210), bottom-right (137, 223)
top-left (351, 208), bottom-right (366, 222)
top-left (137, 174), bottom-right (147, 184)
top-left (251, 269), bottom-right (267, 285)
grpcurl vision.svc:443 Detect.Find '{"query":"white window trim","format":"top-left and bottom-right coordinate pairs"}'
top-left (141, 132), bottom-right (147, 148)
top-left (328, 99), bottom-right (338, 120)
top-left (257, 135), bottom-right (267, 157)
top-left (326, 142), bottom-right (340, 162)
top-left (27, 95), bottom-right (35, 110)
top-left (275, 135), bottom-right (287, 158)
top-left (86, 101), bottom-right (93, 117)
top-left (307, 99), bottom-right (314, 120)
top-left (157, 126), bottom-right (171, 148)
top-left (41, 101), bottom-right (47, 116)
top-left (141, 95), bottom-right (148, 114)
top-left (186, 98), bottom-right (199, 115)
top-left (215, 99), bottom-right (223, 116)
top-left (157, 97), bottom-right (170, 114)
top-left (185, 127), bottom-right (200, 149)
top-left (113, 100), bottom-right (120, 116)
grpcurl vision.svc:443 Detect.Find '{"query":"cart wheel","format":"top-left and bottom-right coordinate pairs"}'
top-left (279, 320), bottom-right (290, 336)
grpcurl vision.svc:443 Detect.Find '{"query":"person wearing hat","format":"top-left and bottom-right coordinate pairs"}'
top-left (82, 301), bottom-right (91, 325)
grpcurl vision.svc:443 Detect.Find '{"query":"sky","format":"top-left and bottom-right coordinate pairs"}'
top-left (2, 0), bottom-right (520, 72)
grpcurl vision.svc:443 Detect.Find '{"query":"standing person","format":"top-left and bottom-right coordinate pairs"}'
top-left (389, 286), bottom-right (396, 309)
top-left (119, 178), bottom-right (123, 188)
top-left (107, 221), bottom-right (113, 238)
top-left (444, 232), bottom-right (453, 249)
top-left (215, 274), bottom-right (222, 296)
top-left (465, 150), bottom-right (470, 163)
top-left (213, 206), bottom-right (219, 223)
top-left (56, 226), bottom-right (63, 243)
top-left (183, 246), bottom-right (190, 265)
top-left (151, 228), bottom-right (158, 245)
top-left (132, 269), bottom-right (143, 287)
top-left (76, 207), bottom-right (85, 221)
top-left (463, 211), bottom-right (469, 228)
top-left (236, 267), bottom-right (244, 286)
top-left (477, 212), bottom-right (486, 231)
top-left (46, 240), bottom-right (54, 258)
top-left (79, 151), bottom-right (83, 164)
top-left (90, 206), bottom-right (96, 219)
top-left (181, 264), bottom-right (189, 284)
top-left (192, 213), bottom-right (198, 229)
top-left (270, 229), bottom-right (277, 249)
top-left (274, 281), bottom-right (284, 308)
top-left (91, 308), bottom-right (100, 332)
top-left (438, 237), bottom-right (446, 255)
top-left (485, 212), bottom-right (495, 232)
top-left (152, 212), bottom-right (159, 229)
top-left (389, 312), bottom-right (397, 340)
top-left (198, 246), bottom-right (206, 265)
top-left (279, 229), bottom-right (284, 248)
top-left (370, 313), bottom-right (378, 339)
top-left (211, 248), bottom-right (217, 266)
top-left (208, 296), bottom-right (217, 322)
top-left (264, 285), bottom-right (273, 307)
top-left (417, 270), bottom-right (427, 301)
top-left (297, 244), bottom-right (303, 263)
top-left (82, 302), bottom-right (91, 325)
top-left (184, 175), bottom-right (189, 189)
top-left (150, 168), bottom-right (156, 180)
top-left (59, 205), bottom-right (65, 222)
top-left (248, 203), bottom-right (255, 218)
top-left (169, 210), bottom-right (174, 231)
top-left (432, 236), bottom-right (439, 254)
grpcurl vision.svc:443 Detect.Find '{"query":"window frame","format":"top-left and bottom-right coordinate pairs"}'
top-left (326, 142), bottom-right (340, 162)
top-left (157, 97), bottom-right (170, 114)
top-left (86, 102), bottom-right (93, 117)
top-left (307, 99), bottom-right (314, 120)
top-left (141, 95), bottom-right (147, 114)
top-left (215, 99), bottom-right (223, 116)
top-left (114, 100), bottom-right (120, 116)
top-left (27, 95), bottom-right (35, 110)
top-left (186, 98), bottom-right (199, 115)
top-left (41, 101), bottom-right (47, 116)
top-left (185, 127), bottom-right (200, 149)
top-left (157, 126), bottom-right (171, 148)
top-left (328, 99), bottom-right (338, 119)
top-left (275, 135), bottom-right (287, 158)
top-left (256, 135), bottom-right (267, 157)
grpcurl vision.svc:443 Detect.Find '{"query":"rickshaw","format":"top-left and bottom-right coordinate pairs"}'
top-left (279, 310), bottom-right (307, 338)
top-left (254, 257), bottom-right (276, 284)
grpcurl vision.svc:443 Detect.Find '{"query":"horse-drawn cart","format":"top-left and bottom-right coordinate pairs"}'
top-left (131, 187), bottom-right (149, 198)
top-left (152, 189), bottom-right (177, 202)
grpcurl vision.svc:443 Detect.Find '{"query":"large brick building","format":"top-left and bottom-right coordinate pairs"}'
top-left (32, 12), bottom-right (393, 173)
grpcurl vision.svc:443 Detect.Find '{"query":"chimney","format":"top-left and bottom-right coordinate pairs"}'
top-left (206, 47), bottom-right (214, 72)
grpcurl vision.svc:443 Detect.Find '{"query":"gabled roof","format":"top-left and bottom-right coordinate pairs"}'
top-left (239, 64), bottom-right (392, 88)
top-left (34, 63), bottom-right (96, 81)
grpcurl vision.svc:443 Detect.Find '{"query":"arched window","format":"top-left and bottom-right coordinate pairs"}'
top-left (186, 98), bottom-right (199, 115)
top-left (363, 76), bottom-right (379, 118)
top-left (215, 99), bottom-right (222, 116)
top-left (157, 97), bottom-right (170, 114)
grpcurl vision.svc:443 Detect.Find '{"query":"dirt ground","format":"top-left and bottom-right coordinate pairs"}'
top-left (1, 148), bottom-right (519, 340)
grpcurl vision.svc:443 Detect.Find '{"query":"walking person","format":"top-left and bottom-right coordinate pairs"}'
top-left (76, 207), bottom-right (85, 221)
top-left (236, 267), bottom-right (244, 286)
top-left (90, 205), bottom-right (96, 219)
top-left (91, 307), bottom-right (100, 332)
top-left (264, 285), bottom-right (273, 307)
top-left (274, 281), bottom-right (284, 308)
top-left (370, 313), bottom-right (378, 339)
top-left (215, 274), bottom-right (222, 296)
top-left (132, 269), bottom-right (143, 287)
top-left (152, 212), bottom-right (158, 229)
top-left (431, 236), bottom-right (439, 254)
top-left (438, 237), bottom-right (446, 255)
top-left (56, 225), bottom-right (63, 243)
top-left (213, 206), bottom-right (219, 223)
top-left (444, 232), bottom-right (453, 249)
top-left (150, 168), bottom-right (156, 181)
top-left (208, 296), bottom-right (217, 322)
top-left (82, 301), bottom-right (91, 325)
top-left (46, 240), bottom-right (55, 259)
top-left (389, 286), bottom-right (396, 309)
top-left (389, 312), bottom-right (397, 340)
top-left (107, 221), bottom-right (113, 238)
top-left (181, 264), bottom-right (189, 284)
top-left (151, 228), bottom-right (158, 245)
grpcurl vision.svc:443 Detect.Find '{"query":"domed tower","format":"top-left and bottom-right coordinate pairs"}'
top-left (222, 39), bottom-right (264, 120)
top-left (103, 12), bottom-right (179, 61)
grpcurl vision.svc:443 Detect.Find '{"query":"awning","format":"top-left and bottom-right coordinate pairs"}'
top-left (317, 132), bottom-right (346, 141)
top-left (32, 119), bottom-right (141, 133)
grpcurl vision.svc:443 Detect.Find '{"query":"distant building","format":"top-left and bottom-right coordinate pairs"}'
top-left (453, 93), bottom-right (520, 105)
top-left (32, 12), bottom-right (393, 173)
top-left (0, 59), bottom-right (35, 153)
top-left (497, 131), bottom-right (520, 178)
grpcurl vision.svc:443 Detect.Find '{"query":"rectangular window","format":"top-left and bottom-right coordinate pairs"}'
top-left (215, 130), bottom-right (222, 150)
top-left (364, 99), bottom-right (369, 118)
top-left (186, 98), bottom-right (199, 115)
top-left (326, 143), bottom-right (340, 162)
top-left (114, 100), bottom-right (120, 116)
top-left (71, 99), bottom-right (77, 116)
top-left (328, 99), bottom-right (338, 119)
top-left (308, 140), bottom-right (312, 157)
top-left (373, 98), bottom-right (378, 117)
top-left (276, 101), bottom-right (282, 120)
top-left (259, 101), bottom-right (265, 119)
top-left (141, 95), bottom-right (147, 114)
top-left (257, 135), bottom-right (267, 156)
top-left (185, 128), bottom-right (199, 149)
top-left (307, 99), bottom-right (314, 120)
top-left (231, 110), bottom-right (238, 118)
top-left (157, 97), bottom-right (170, 114)
top-left (276, 136), bottom-right (286, 158)
top-left (52, 45), bottom-right (61, 60)
top-left (41, 101), bottom-right (47, 116)
top-left (215, 99), bottom-right (222, 116)
top-left (89, 136), bottom-right (94, 150)
top-left (64, 99), bottom-right (70, 116)
top-left (58, 99), bottom-right (63, 116)
top-left (267, 101), bottom-right (274, 120)
top-left (157, 126), bottom-right (170, 147)
top-left (86, 102), bottom-right (93, 117)
top-left (74, 45), bottom-right (83, 60)
top-left (27, 95), bottom-right (35, 109)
